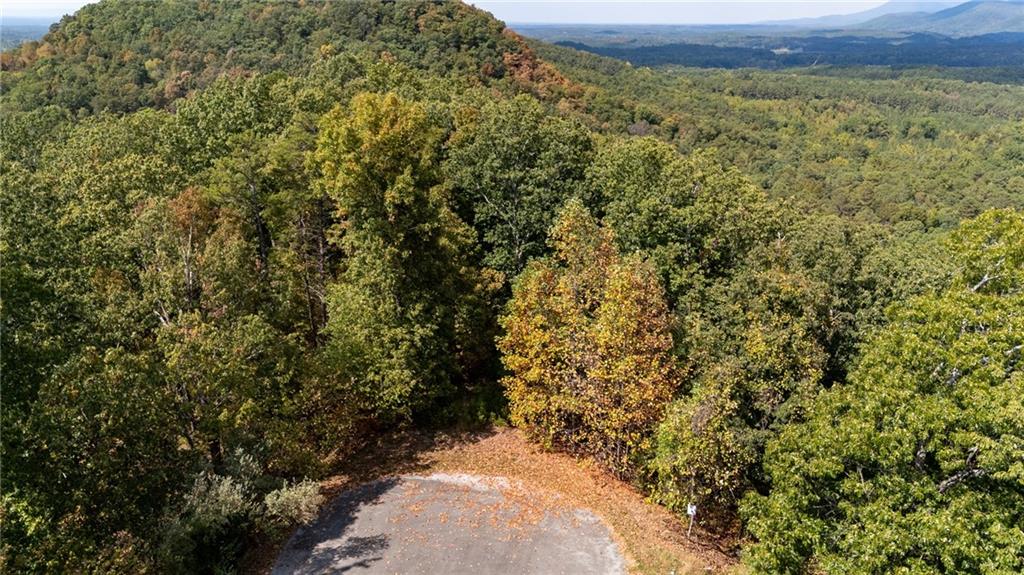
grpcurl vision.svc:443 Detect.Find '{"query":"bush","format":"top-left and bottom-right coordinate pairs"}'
top-left (648, 364), bottom-right (755, 514)
top-left (158, 451), bottom-right (324, 573)
top-left (158, 473), bottom-right (253, 574)
top-left (261, 480), bottom-right (324, 534)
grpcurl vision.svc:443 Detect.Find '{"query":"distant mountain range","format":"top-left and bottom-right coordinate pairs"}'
top-left (770, 1), bottom-right (962, 28)
top-left (516, 0), bottom-right (1024, 41)
top-left (856, 0), bottom-right (1024, 36)
top-left (519, 0), bottom-right (1024, 76)
top-left (781, 0), bottom-right (1024, 36)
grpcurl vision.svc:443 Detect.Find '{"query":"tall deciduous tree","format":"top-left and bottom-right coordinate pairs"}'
top-left (500, 199), bottom-right (678, 477)
top-left (446, 94), bottom-right (594, 278)
top-left (316, 91), bottom-right (478, 417)
top-left (649, 256), bottom-right (829, 513)
top-left (590, 137), bottom-right (779, 303)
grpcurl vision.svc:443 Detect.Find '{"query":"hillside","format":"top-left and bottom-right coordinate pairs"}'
top-left (0, 0), bottom-right (526, 113)
top-left (1, 2), bottom-right (594, 572)
top-left (859, 0), bottom-right (1024, 35)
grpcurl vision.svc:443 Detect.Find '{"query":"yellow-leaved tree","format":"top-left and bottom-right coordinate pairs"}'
top-left (499, 199), bottom-right (679, 477)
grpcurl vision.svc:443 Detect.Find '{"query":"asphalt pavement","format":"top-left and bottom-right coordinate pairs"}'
top-left (272, 473), bottom-right (625, 574)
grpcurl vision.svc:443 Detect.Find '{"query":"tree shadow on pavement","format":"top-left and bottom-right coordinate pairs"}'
top-left (274, 478), bottom-right (397, 574)
top-left (266, 427), bottom-right (500, 574)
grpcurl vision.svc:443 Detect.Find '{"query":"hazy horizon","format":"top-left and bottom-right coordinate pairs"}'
top-left (473, 1), bottom-right (891, 25)
top-left (4, 0), bottom-right (902, 25)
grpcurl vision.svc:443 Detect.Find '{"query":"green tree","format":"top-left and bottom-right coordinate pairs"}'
top-left (742, 209), bottom-right (1024, 574)
top-left (3, 348), bottom-right (184, 572)
top-left (446, 94), bottom-right (594, 278)
top-left (650, 251), bottom-right (830, 513)
top-left (591, 137), bottom-right (780, 303)
top-left (315, 91), bottom-right (479, 417)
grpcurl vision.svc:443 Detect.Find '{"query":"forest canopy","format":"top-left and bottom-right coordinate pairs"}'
top-left (2, 1), bottom-right (1021, 573)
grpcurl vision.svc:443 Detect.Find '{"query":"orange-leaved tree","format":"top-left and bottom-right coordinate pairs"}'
top-left (499, 198), bottom-right (679, 477)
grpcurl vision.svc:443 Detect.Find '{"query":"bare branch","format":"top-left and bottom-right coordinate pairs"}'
top-left (945, 367), bottom-right (962, 386)
top-left (914, 442), bottom-right (928, 472)
top-left (971, 257), bottom-right (1006, 292)
top-left (937, 446), bottom-right (984, 494)
top-left (971, 273), bottom-right (993, 292)
top-left (938, 468), bottom-right (985, 494)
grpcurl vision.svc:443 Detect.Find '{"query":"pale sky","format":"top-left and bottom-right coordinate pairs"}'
top-left (3, 0), bottom-right (892, 25)
top-left (3, 0), bottom-right (90, 20)
top-left (473, 1), bottom-right (889, 25)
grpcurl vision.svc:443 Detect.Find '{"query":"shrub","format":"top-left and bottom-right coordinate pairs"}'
top-left (261, 480), bottom-right (324, 533)
top-left (158, 473), bottom-right (253, 574)
top-left (648, 364), bottom-right (755, 515)
top-left (158, 451), bottom-right (324, 573)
